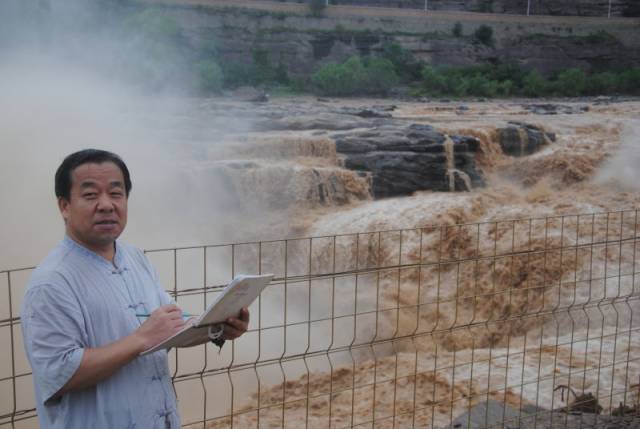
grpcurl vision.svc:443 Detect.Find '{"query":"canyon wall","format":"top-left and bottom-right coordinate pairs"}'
top-left (149, 1), bottom-right (640, 78)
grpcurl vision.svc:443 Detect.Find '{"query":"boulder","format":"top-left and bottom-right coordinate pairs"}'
top-left (337, 107), bottom-right (393, 118)
top-left (523, 104), bottom-right (590, 115)
top-left (498, 122), bottom-right (556, 157)
top-left (334, 124), bottom-right (484, 198)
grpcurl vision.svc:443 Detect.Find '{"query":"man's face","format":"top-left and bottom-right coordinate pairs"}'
top-left (58, 162), bottom-right (128, 253)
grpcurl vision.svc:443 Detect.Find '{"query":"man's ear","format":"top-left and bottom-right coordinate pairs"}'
top-left (58, 197), bottom-right (70, 223)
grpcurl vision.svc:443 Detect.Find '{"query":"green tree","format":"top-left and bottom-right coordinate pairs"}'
top-left (197, 60), bottom-right (224, 93)
top-left (312, 61), bottom-right (359, 96)
top-left (554, 68), bottom-right (587, 96)
top-left (128, 9), bottom-right (180, 39)
top-left (452, 22), bottom-right (463, 37)
top-left (312, 56), bottom-right (398, 96)
top-left (381, 43), bottom-right (421, 81)
top-left (473, 25), bottom-right (493, 46)
top-left (522, 70), bottom-right (549, 97)
top-left (618, 68), bottom-right (640, 94)
top-left (420, 66), bottom-right (448, 95)
top-left (122, 8), bottom-right (186, 90)
top-left (363, 57), bottom-right (399, 95)
top-left (588, 72), bottom-right (618, 95)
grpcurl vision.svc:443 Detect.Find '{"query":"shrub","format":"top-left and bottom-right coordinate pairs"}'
top-left (448, 75), bottom-right (471, 96)
top-left (128, 9), bottom-right (180, 40)
top-left (585, 30), bottom-right (617, 44)
top-left (491, 64), bottom-right (526, 87)
top-left (618, 68), bottom-right (640, 95)
top-left (474, 25), bottom-right (493, 46)
top-left (122, 9), bottom-right (186, 90)
top-left (554, 68), bottom-right (587, 96)
top-left (221, 48), bottom-right (289, 88)
top-left (466, 75), bottom-right (499, 97)
top-left (312, 56), bottom-right (398, 96)
top-left (363, 57), bottom-right (399, 94)
top-left (381, 43), bottom-right (422, 81)
top-left (312, 61), bottom-right (360, 96)
top-left (420, 66), bottom-right (448, 95)
top-left (588, 71), bottom-right (618, 95)
top-left (522, 70), bottom-right (549, 97)
top-left (496, 79), bottom-right (514, 96)
top-left (197, 60), bottom-right (224, 93)
top-left (452, 22), bottom-right (463, 37)
top-left (417, 63), bottom-right (637, 98)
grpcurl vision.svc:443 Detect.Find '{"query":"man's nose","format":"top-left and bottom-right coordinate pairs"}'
top-left (96, 194), bottom-right (115, 211)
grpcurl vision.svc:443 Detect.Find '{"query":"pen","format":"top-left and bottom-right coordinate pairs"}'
top-left (135, 313), bottom-right (194, 318)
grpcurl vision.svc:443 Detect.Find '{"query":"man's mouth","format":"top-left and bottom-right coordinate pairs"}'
top-left (95, 220), bottom-right (118, 226)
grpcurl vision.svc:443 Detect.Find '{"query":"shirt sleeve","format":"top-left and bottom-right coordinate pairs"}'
top-left (22, 282), bottom-right (86, 405)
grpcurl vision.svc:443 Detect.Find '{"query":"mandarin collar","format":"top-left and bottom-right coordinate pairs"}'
top-left (62, 235), bottom-right (127, 271)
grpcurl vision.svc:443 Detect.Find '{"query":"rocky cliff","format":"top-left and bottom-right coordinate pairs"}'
top-left (162, 1), bottom-right (640, 79)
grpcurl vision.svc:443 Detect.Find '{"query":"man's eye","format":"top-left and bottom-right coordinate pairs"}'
top-left (111, 191), bottom-right (124, 198)
top-left (84, 193), bottom-right (97, 199)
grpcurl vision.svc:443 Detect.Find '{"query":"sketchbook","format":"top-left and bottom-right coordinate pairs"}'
top-left (140, 274), bottom-right (274, 356)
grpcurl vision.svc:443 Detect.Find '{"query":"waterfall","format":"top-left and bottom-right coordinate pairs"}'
top-left (444, 135), bottom-right (473, 192)
top-left (517, 127), bottom-right (530, 156)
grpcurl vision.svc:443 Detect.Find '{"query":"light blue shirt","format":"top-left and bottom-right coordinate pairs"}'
top-left (21, 236), bottom-right (180, 429)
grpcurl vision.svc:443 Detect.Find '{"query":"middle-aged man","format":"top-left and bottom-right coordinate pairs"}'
top-left (21, 149), bottom-right (250, 428)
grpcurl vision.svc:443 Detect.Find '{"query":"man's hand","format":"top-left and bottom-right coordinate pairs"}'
top-left (221, 307), bottom-right (250, 340)
top-left (134, 304), bottom-right (187, 351)
top-left (56, 304), bottom-right (188, 398)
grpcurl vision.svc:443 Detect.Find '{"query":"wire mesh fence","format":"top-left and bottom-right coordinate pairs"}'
top-left (2, 209), bottom-right (640, 428)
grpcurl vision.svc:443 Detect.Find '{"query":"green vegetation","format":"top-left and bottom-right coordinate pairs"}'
top-left (381, 43), bottom-right (422, 82)
top-left (521, 31), bottom-right (619, 45)
top-left (452, 22), bottom-right (463, 38)
top-left (473, 25), bottom-right (494, 46)
top-left (196, 60), bottom-right (224, 93)
top-left (312, 56), bottom-right (398, 96)
top-left (221, 49), bottom-right (289, 89)
top-left (417, 64), bottom-right (640, 98)
top-left (122, 9), bottom-right (189, 90)
top-left (118, 7), bottom-right (639, 99)
top-left (584, 30), bottom-right (618, 44)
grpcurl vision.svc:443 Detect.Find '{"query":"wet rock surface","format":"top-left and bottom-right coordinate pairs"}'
top-left (253, 106), bottom-right (486, 198)
top-left (336, 105), bottom-right (396, 118)
top-left (446, 400), bottom-right (640, 429)
top-left (334, 124), bottom-right (484, 197)
top-left (523, 104), bottom-right (590, 115)
top-left (255, 113), bottom-right (384, 131)
top-left (498, 121), bottom-right (556, 157)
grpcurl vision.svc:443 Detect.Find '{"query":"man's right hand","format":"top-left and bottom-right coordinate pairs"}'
top-left (134, 305), bottom-right (187, 352)
top-left (56, 304), bottom-right (188, 397)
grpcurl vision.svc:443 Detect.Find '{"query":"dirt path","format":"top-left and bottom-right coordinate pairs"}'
top-left (142, 0), bottom-right (638, 25)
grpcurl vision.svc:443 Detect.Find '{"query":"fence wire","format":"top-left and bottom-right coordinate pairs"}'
top-left (2, 209), bottom-right (640, 428)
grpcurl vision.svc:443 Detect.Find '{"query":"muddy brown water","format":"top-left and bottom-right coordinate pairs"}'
top-left (2, 97), bottom-right (640, 427)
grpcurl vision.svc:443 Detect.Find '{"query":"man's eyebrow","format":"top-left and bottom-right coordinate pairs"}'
top-left (79, 181), bottom-right (98, 189)
top-left (78, 181), bottom-right (124, 190)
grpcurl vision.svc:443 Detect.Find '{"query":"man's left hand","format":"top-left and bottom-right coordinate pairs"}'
top-left (221, 307), bottom-right (250, 340)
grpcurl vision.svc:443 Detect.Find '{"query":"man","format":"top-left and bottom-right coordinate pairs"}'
top-left (21, 149), bottom-right (249, 428)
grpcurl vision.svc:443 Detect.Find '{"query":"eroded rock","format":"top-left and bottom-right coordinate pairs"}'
top-left (334, 124), bottom-right (484, 198)
top-left (498, 122), bottom-right (556, 157)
